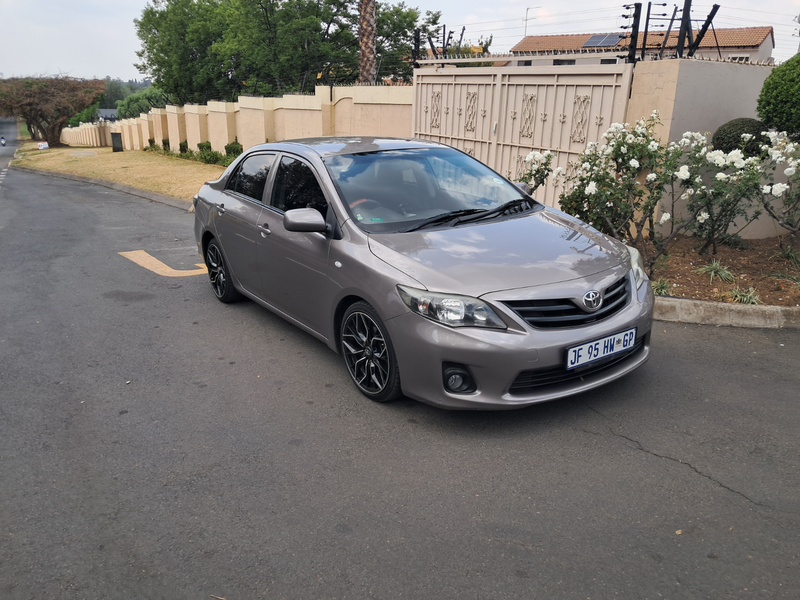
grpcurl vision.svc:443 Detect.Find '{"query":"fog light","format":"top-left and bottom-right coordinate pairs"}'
top-left (442, 363), bottom-right (477, 394)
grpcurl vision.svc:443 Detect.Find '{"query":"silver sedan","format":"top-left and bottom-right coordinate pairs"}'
top-left (193, 137), bottom-right (653, 409)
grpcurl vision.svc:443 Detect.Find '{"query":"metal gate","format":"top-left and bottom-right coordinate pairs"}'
top-left (413, 64), bottom-right (634, 207)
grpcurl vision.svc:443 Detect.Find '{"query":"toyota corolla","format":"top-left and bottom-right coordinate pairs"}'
top-left (193, 137), bottom-right (653, 409)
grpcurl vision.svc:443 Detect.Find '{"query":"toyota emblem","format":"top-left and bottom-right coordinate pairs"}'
top-left (583, 290), bottom-right (602, 311)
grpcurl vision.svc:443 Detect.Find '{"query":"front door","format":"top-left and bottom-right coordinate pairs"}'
top-left (257, 154), bottom-right (334, 337)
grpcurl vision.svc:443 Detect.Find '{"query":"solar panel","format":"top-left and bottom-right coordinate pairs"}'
top-left (583, 34), bottom-right (623, 48)
top-left (583, 34), bottom-right (608, 48)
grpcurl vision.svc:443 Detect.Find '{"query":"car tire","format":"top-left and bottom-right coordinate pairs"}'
top-left (340, 302), bottom-right (402, 403)
top-left (205, 239), bottom-right (242, 303)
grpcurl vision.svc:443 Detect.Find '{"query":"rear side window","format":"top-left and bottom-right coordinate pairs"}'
top-left (271, 156), bottom-right (328, 216)
top-left (227, 153), bottom-right (274, 203)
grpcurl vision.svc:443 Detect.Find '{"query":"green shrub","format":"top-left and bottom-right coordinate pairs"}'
top-left (219, 154), bottom-right (237, 167)
top-left (711, 118), bottom-right (768, 156)
top-left (179, 149), bottom-right (195, 160)
top-left (179, 141), bottom-right (188, 154)
top-left (225, 137), bottom-right (243, 157)
top-left (758, 53), bottom-right (800, 139)
top-left (197, 141), bottom-right (211, 152)
top-left (162, 138), bottom-right (170, 152)
top-left (198, 148), bottom-right (224, 164)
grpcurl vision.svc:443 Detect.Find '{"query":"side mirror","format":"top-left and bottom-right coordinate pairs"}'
top-left (283, 207), bottom-right (327, 232)
top-left (514, 181), bottom-right (532, 196)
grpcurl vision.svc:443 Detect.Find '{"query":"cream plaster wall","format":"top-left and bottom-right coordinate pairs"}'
top-left (207, 101), bottom-right (238, 152)
top-left (151, 108), bottom-right (169, 148)
top-left (185, 105), bottom-right (208, 151)
top-left (236, 96), bottom-right (274, 150)
top-left (166, 105), bottom-right (187, 152)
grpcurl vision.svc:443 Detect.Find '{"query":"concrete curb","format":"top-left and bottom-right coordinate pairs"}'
top-left (9, 162), bottom-right (800, 330)
top-left (10, 164), bottom-right (194, 213)
top-left (655, 296), bottom-right (800, 329)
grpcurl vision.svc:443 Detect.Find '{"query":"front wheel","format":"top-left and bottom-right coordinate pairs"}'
top-left (205, 239), bottom-right (242, 303)
top-left (340, 302), bottom-right (402, 403)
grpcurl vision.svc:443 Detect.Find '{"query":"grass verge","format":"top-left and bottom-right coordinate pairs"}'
top-left (12, 144), bottom-right (225, 202)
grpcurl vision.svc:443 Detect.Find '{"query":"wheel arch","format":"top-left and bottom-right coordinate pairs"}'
top-left (333, 295), bottom-right (369, 354)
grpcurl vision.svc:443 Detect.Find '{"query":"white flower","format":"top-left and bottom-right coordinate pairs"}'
top-left (606, 201), bottom-right (613, 207)
top-left (553, 167), bottom-right (565, 178)
top-left (741, 133), bottom-right (753, 142)
top-left (762, 185), bottom-right (772, 194)
top-left (629, 159), bottom-right (640, 169)
top-left (686, 188), bottom-right (695, 196)
top-left (646, 173), bottom-right (658, 183)
top-left (659, 212), bottom-right (671, 224)
top-left (626, 134), bottom-right (635, 143)
top-left (695, 176), bottom-right (703, 184)
top-left (675, 165), bottom-right (691, 181)
top-left (680, 192), bottom-right (688, 200)
top-left (785, 167), bottom-right (796, 177)
top-left (620, 146), bottom-right (627, 154)
top-left (772, 183), bottom-right (790, 197)
top-left (715, 172), bottom-right (728, 181)
top-left (585, 181), bottom-right (598, 195)
top-left (582, 162), bottom-right (591, 170)
top-left (697, 211), bottom-right (710, 223)
top-left (648, 141), bottom-right (659, 152)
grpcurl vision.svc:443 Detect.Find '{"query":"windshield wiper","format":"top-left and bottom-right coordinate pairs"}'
top-left (452, 198), bottom-right (536, 225)
top-left (402, 209), bottom-right (486, 232)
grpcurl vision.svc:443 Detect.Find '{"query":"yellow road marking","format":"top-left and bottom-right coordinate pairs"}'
top-left (119, 250), bottom-right (207, 277)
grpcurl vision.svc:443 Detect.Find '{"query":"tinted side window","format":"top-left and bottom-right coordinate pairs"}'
top-left (226, 154), bottom-right (274, 203)
top-left (271, 156), bottom-right (328, 216)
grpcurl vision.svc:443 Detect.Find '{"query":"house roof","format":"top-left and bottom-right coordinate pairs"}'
top-left (510, 26), bottom-right (774, 54)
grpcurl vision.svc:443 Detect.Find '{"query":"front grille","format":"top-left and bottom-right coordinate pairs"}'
top-left (503, 276), bottom-right (630, 329)
top-left (508, 337), bottom-right (645, 395)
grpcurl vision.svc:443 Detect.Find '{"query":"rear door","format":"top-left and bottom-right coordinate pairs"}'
top-left (212, 153), bottom-right (275, 295)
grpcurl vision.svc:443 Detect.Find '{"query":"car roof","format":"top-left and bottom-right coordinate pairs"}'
top-left (251, 137), bottom-right (449, 158)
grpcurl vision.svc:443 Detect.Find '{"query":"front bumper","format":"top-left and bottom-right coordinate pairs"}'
top-left (385, 280), bottom-right (654, 410)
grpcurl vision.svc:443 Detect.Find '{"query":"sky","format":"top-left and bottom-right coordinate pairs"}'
top-left (0, 0), bottom-right (797, 82)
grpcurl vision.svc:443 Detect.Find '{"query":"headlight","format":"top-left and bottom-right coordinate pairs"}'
top-left (626, 246), bottom-right (647, 289)
top-left (397, 285), bottom-right (507, 329)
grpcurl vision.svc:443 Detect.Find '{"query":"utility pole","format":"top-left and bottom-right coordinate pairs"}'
top-left (675, 0), bottom-right (692, 58)
top-left (626, 3), bottom-right (642, 63)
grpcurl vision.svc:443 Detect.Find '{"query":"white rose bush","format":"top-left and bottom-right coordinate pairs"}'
top-left (758, 131), bottom-right (800, 237)
top-left (518, 112), bottom-right (800, 273)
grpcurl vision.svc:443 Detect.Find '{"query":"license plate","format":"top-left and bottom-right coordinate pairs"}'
top-left (567, 328), bottom-right (637, 369)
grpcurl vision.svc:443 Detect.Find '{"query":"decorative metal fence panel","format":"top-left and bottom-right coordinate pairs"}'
top-left (413, 65), bottom-right (634, 207)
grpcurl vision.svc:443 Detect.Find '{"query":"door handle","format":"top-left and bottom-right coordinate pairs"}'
top-left (215, 203), bottom-right (226, 215)
top-left (258, 223), bottom-right (271, 236)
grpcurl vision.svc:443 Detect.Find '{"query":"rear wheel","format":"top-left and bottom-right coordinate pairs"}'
top-left (340, 302), bottom-right (402, 402)
top-left (205, 239), bottom-right (242, 303)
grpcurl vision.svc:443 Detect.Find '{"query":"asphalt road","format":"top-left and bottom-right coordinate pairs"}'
top-left (1, 144), bottom-right (799, 599)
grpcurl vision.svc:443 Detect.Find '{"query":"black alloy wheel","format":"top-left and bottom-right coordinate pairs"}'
top-left (340, 302), bottom-right (402, 402)
top-left (205, 239), bottom-right (241, 303)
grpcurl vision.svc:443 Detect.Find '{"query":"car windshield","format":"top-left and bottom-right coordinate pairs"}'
top-left (323, 147), bottom-right (538, 233)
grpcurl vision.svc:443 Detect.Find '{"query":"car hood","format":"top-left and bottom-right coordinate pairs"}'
top-left (367, 208), bottom-right (630, 297)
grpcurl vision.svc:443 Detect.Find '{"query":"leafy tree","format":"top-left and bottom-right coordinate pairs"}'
top-left (101, 78), bottom-right (135, 109)
top-left (134, 0), bottom-right (439, 99)
top-left (0, 76), bottom-right (105, 146)
top-left (757, 53), bottom-right (800, 139)
top-left (115, 86), bottom-right (170, 119)
top-left (135, 0), bottom-right (231, 103)
top-left (68, 101), bottom-right (100, 127)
